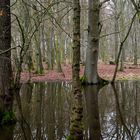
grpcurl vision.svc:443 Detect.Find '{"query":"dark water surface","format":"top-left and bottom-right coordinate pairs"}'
top-left (0, 80), bottom-right (140, 140)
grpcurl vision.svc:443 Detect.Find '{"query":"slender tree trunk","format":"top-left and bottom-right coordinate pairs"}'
top-left (33, 3), bottom-right (44, 74)
top-left (55, 33), bottom-right (62, 72)
top-left (114, 16), bottom-right (119, 63)
top-left (34, 31), bottom-right (44, 74)
top-left (133, 19), bottom-right (138, 65)
top-left (48, 21), bottom-right (54, 70)
top-left (119, 0), bottom-right (126, 71)
top-left (41, 23), bottom-right (46, 62)
top-left (113, 0), bottom-right (119, 63)
top-left (55, 1), bottom-right (62, 72)
top-left (69, 0), bottom-right (83, 139)
top-left (80, 0), bottom-right (88, 65)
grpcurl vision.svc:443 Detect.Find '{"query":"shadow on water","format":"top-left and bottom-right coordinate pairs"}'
top-left (0, 81), bottom-right (140, 140)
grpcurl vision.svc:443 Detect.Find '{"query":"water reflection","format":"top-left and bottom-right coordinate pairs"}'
top-left (99, 81), bottom-right (140, 140)
top-left (16, 82), bottom-right (71, 140)
top-left (0, 81), bottom-right (140, 140)
top-left (83, 85), bottom-right (102, 140)
top-left (0, 126), bottom-right (14, 140)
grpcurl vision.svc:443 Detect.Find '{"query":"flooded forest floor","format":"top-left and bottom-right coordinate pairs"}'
top-left (21, 63), bottom-right (140, 83)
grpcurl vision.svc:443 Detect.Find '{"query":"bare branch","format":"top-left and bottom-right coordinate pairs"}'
top-left (111, 12), bottom-right (137, 83)
top-left (100, 31), bottom-right (120, 38)
top-left (0, 46), bottom-right (20, 55)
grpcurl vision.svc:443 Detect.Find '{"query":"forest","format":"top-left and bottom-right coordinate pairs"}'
top-left (0, 0), bottom-right (140, 140)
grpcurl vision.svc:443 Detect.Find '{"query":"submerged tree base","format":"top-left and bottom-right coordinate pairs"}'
top-left (80, 76), bottom-right (109, 86)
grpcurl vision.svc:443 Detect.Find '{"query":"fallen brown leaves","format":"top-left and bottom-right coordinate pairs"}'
top-left (20, 64), bottom-right (140, 83)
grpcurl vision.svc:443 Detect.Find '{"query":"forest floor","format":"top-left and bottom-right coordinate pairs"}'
top-left (21, 63), bottom-right (140, 83)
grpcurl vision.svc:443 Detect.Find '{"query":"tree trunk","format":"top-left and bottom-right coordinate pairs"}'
top-left (85, 0), bottom-right (100, 84)
top-left (133, 19), bottom-right (138, 65)
top-left (114, 16), bottom-right (119, 63)
top-left (48, 22), bottom-right (54, 70)
top-left (119, 0), bottom-right (126, 71)
top-left (55, 33), bottom-right (62, 72)
top-left (0, 0), bottom-right (13, 120)
top-left (69, 0), bottom-right (83, 139)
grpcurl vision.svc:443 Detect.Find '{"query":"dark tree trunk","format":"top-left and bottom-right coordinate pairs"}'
top-left (0, 0), bottom-right (13, 117)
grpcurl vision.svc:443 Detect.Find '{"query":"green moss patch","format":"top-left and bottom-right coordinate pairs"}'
top-left (0, 111), bottom-right (16, 126)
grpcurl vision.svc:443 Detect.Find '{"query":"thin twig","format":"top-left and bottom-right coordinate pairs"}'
top-left (0, 46), bottom-right (20, 55)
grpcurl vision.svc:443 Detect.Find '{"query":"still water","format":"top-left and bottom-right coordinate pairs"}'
top-left (0, 80), bottom-right (140, 140)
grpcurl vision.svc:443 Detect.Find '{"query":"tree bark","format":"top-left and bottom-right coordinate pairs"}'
top-left (0, 0), bottom-right (13, 114)
top-left (69, 0), bottom-right (83, 139)
top-left (85, 0), bottom-right (100, 84)
top-left (114, 7), bottom-right (119, 63)
top-left (133, 19), bottom-right (138, 65)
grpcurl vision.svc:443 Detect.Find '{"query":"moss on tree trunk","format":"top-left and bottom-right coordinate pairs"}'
top-left (68, 0), bottom-right (83, 139)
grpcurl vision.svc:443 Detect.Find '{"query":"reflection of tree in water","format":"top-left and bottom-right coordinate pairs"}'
top-left (1, 81), bottom-right (140, 140)
top-left (45, 82), bottom-right (71, 140)
top-left (14, 83), bottom-right (33, 140)
top-left (46, 82), bottom-right (56, 140)
top-left (14, 82), bottom-right (72, 140)
top-left (83, 85), bottom-right (102, 140)
top-left (99, 81), bottom-right (140, 140)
